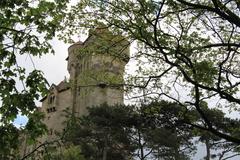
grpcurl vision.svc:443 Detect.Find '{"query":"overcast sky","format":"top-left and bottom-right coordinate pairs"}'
top-left (14, 38), bottom-right (72, 126)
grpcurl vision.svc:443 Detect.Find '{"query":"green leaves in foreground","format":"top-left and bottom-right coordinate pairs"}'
top-left (25, 111), bottom-right (47, 145)
top-left (0, 0), bottom-right (69, 158)
top-left (193, 60), bottom-right (218, 86)
top-left (0, 124), bottom-right (19, 159)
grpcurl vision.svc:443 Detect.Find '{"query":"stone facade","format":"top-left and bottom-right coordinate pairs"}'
top-left (20, 28), bottom-right (129, 158)
top-left (68, 28), bottom-right (129, 117)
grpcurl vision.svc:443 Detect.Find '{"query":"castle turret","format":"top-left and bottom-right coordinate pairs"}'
top-left (67, 27), bottom-right (129, 116)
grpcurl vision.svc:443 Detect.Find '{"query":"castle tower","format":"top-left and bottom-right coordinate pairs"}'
top-left (67, 28), bottom-right (129, 116)
top-left (19, 28), bottom-right (129, 159)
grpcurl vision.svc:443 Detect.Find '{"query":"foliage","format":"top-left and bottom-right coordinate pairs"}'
top-left (63, 103), bottom-right (196, 160)
top-left (2, 0), bottom-right (240, 158)
top-left (24, 111), bottom-right (47, 145)
top-left (62, 102), bottom-right (240, 160)
top-left (0, 123), bottom-right (19, 159)
top-left (42, 145), bottom-right (85, 160)
top-left (63, 104), bottom-right (136, 160)
top-left (192, 107), bottom-right (240, 160)
top-left (62, 0), bottom-right (240, 144)
top-left (60, 145), bottom-right (85, 160)
top-left (0, 0), bottom-right (68, 157)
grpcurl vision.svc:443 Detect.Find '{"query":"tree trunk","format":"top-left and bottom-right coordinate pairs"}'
top-left (138, 131), bottom-right (144, 160)
top-left (174, 146), bottom-right (180, 160)
top-left (103, 136), bottom-right (107, 160)
top-left (205, 139), bottom-right (211, 160)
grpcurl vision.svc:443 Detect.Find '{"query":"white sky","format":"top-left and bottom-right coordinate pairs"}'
top-left (14, 38), bottom-right (71, 126)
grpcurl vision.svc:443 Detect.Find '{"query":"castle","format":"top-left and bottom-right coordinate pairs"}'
top-left (21, 28), bottom-right (129, 158)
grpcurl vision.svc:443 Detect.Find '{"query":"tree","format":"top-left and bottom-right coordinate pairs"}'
top-left (141, 101), bottom-right (196, 160)
top-left (0, 0), bottom-right (68, 158)
top-left (145, 101), bottom-right (240, 160)
top-left (42, 145), bottom-right (85, 160)
top-left (60, 101), bottom-right (240, 160)
top-left (63, 103), bottom-right (197, 160)
top-left (63, 104), bottom-right (136, 160)
top-left (192, 107), bottom-right (240, 160)
top-left (62, 0), bottom-right (240, 143)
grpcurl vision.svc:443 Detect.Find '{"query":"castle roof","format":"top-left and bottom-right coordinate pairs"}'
top-left (56, 80), bottom-right (70, 92)
top-left (40, 80), bottom-right (70, 102)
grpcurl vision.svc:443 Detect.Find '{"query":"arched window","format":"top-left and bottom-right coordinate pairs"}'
top-left (47, 94), bottom-right (57, 113)
top-left (49, 95), bottom-right (55, 104)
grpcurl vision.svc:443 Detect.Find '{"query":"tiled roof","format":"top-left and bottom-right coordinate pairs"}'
top-left (56, 80), bottom-right (70, 92)
top-left (40, 80), bottom-right (70, 102)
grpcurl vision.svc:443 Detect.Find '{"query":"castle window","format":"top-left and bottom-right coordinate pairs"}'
top-left (83, 60), bottom-right (86, 70)
top-left (98, 82), bottom-right (107, 88)
top-left (49, 95), bottom-right (55, 104)
top-left (49, 129), bottom-right (53, 135)
top-left (80, 64), bottom-right (82, 72)
top-left (47, 107), bottom-right (56, 113)
top-left (78, 86), bottom-right (81, 95)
